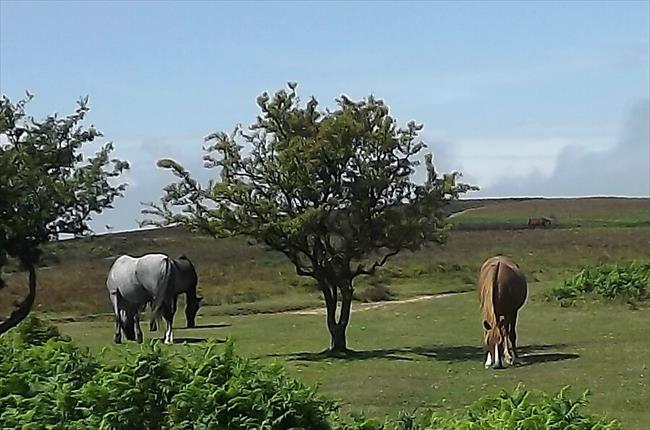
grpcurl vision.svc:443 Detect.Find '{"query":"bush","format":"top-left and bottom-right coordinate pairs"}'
top-left (339, 386), bottom-right (619, 430)
top-left (15, 314), bottom-right (68, 345)
top-left (550, 261), bottom-right (650, 304)
top-left (0, 337), bottom-right (336, 429)
top-left (354, 284), bottom-right (394, 303)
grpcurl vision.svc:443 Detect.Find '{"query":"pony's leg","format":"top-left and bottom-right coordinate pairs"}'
top-left (162, 303), bottom-right (175, 345)
top-left (149, 303), bottom-right (158, 332)
top-left (509, 313), bottom-right (519, 364)
top-left (110, 293), bottom-right (122, 344)
top-left (500, 315), bottom-right (513, 366)
top-left (134, 310), bottom-right (143, 344)
top-left (485, 351), bottom-right (493, 368)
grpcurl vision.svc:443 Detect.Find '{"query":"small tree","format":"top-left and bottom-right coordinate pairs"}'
top-left (144, 84), bottom-right (474, 352)
top-left (0, 93), bottom-right (129, 334)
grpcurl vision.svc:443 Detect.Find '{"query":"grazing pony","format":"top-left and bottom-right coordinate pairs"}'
top-left (478, 256), bottom-right (527, 368)
top-left (527, 217), bottom-right (551, 228)
top-left (106, 254), bottom-right (180, 344)
top-left (149, 255), bottom-right (202, 332)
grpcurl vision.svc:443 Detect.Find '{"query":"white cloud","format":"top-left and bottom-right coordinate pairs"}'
top-left (478, 100), bottom-right (650, 197)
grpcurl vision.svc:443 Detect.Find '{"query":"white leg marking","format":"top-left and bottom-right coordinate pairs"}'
top-left (485, 351), bottom-right (493, 368)
top-left (494, 343), bottom-right (501, 368)
top-left (164, 320), bottom-right (173, 345)
top-left (504, 341), bottom-right (513, 366)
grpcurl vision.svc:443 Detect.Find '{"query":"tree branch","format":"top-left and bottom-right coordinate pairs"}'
top-left (352, 248), bottom-right (401, 279)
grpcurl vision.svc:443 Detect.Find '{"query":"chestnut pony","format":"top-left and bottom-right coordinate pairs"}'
top-left (478, 256), bottom-right (527, 368)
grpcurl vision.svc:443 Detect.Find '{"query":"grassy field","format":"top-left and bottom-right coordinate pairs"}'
top-left (2, 198), bottom-right (648, 317)
top-left (453, 197), bottom-right (650, 228)
top-left (2, 197), bottom-right (649, 428)
top-left (454, 197), bottom-right (650, 227)
top-left (58, 282), bottom-right (650, 429)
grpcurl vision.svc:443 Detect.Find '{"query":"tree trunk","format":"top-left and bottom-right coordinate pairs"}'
top-left (323, 280), bottom-right (353, 353)
top-left (329, 322), bottom-right (347, 353)
top-left (0, 260), bottom-right (36, 335)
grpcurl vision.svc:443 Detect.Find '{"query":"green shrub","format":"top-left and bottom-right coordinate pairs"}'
top-left (0, 337), bottom-right (336, 429)
top-left (407, 386), bottom-right (619, 430)
top-left (15, 314), bottom-right (68, 345)
top-left (336, 386), bottom-right (619, 430)
top-left (551, 261), bottom-right (650, 304)
top-left (354, 284), bottom-right (394, 303)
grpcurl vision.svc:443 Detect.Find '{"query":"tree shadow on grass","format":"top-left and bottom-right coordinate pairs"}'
top-left (279, 349), bottom-right (417, 362)
top-left (265, 343), bottom-right (577, 366)
top-left (180, 323), bottom-right (231, 330)
top-left (154, 337), bottom-right (227, 344)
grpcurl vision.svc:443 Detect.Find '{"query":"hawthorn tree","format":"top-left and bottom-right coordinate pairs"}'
top-left (0, 94), bottom-right (129, 335)
top-left (144, 84), bottom-right (474, 352)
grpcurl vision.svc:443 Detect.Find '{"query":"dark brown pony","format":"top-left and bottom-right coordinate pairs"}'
top-left (478, 256), bottom-right (527, 368)
top-left (527, 217), bottom-right (551, 228)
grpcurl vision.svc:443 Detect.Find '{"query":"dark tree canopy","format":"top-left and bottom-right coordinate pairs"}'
top-left (145, 84), bottom-right (475, 352)
top-left (0, 94), bottom-right (129, 334)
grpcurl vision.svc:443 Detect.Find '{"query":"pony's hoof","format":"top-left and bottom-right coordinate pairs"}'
top-left (114, 335), bottom-right (122, 344)
top-left (136, 335), bottom-right (143, 344)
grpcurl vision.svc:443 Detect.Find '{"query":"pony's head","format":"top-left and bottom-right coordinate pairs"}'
top-left (482, 318), bottom-right (507, 369)
top-left (185, 295), bottom-right (202, 328)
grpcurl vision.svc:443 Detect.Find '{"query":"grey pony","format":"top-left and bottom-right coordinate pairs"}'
top-left (106, 253), bottom-right (202, 344)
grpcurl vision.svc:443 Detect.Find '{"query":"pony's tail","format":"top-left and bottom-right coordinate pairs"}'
top-left (480, 260), bottom-right (501, 326)
top-left (490, 261), bottom-right (501, 321)
top-left (150, 256), bottom-right (174, 327)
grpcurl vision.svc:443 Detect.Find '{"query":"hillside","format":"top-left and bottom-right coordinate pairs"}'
top-left (1, 197), bottom-right (648, 318)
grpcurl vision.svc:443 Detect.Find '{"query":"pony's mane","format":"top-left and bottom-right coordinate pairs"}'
top-left (479, 260), bottom-right (499, 326)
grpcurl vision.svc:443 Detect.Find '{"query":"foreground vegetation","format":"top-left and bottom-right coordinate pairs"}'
top-left (1, 318), bottom-right (621, 429)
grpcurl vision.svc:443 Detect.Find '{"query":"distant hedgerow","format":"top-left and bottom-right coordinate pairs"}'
top-left (550, 261), bottom-right (650, 305)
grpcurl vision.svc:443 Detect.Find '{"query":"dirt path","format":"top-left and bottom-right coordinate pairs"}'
top-left (285, 291), bottom-right (470, 315)
top-left (49, 290), bottom-right (471, 323)
top-left (448, 206), bottom-right (482, 219)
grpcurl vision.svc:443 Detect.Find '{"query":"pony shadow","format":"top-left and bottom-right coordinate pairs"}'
top-left (181, 323), bottom-right (231, 330)
top-left (518, 352), bottom-right (579, 366)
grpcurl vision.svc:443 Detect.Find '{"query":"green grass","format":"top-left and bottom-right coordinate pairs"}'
top-left (57, 280), bottom-right (650, 429)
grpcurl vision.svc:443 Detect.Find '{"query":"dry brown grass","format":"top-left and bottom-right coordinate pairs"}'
top-left (2, 198), bottom-right (648, 317)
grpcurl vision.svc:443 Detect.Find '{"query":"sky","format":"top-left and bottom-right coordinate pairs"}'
top-left (1, 1), bottom-right (649, 231)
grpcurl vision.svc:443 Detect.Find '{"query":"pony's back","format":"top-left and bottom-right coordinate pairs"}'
top-left (478, 256), bottom-right (527, 324)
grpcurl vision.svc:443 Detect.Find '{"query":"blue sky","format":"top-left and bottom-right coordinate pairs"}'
top-left (1, 1), bottom-right (649, 231)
